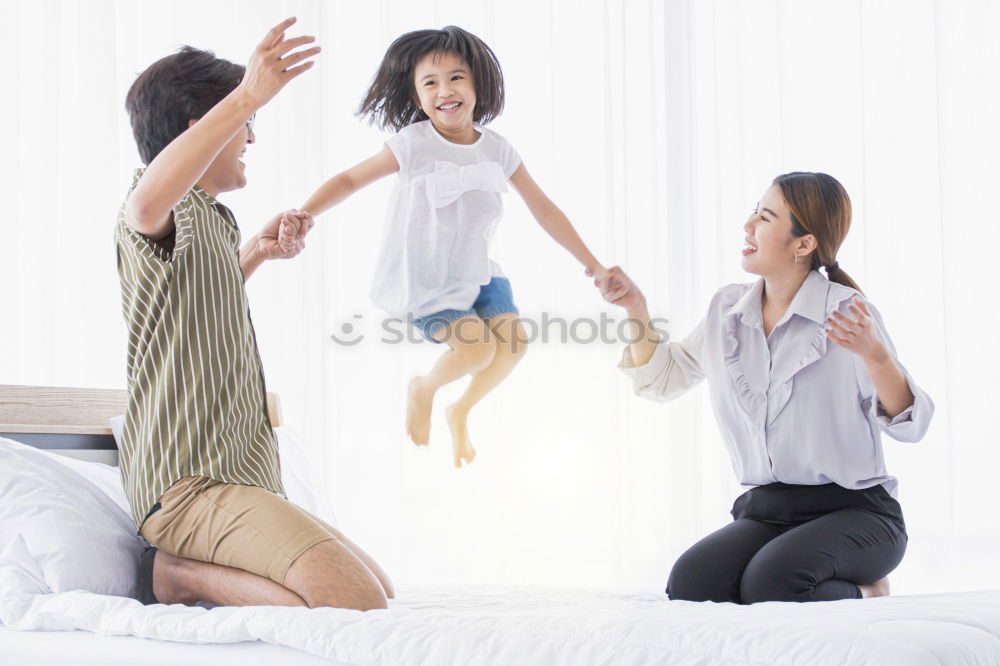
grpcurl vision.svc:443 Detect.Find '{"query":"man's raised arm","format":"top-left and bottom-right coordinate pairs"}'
top-left (125, 17), bottom-right (319, 239)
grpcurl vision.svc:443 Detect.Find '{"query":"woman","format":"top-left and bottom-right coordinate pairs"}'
top-left (592, 172), bottom-right (933, 603)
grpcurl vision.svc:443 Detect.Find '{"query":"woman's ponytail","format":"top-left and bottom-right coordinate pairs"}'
top-left (773, 172), bottom-right (864, 296)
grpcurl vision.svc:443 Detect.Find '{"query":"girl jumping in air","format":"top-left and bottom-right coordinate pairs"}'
top-left (301, 26), bottom-right (613, 467)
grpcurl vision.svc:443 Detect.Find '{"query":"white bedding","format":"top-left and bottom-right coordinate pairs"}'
top-left (3, 538), bottom-right (1000, 666)
top-left (0, 626), bottom-right (341, 666)
top-left (3, 436), bottom-right (997, 665)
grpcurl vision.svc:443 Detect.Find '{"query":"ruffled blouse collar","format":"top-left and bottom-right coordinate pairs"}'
top-left (721, 270), bottom-right (844, 429)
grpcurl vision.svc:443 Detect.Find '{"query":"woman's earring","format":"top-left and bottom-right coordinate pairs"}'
top-left (794, 255), bottom-right (800, 264)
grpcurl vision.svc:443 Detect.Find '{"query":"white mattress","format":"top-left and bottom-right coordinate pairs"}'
top-left (0, 625), bottom-right (342, 666)
top-left (3, 575), bottom-right (1000, 665)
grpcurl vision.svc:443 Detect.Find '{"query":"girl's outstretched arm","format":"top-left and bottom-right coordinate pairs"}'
top-left (300, 144), bottom-right (400, 216)
top-left (508, 163), bottom-right (608, 284)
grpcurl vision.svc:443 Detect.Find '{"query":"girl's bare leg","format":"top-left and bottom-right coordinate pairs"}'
top-left (445, 314), bottom-right (529, 467)
top-left (406, 316), bottom-right (496, 449)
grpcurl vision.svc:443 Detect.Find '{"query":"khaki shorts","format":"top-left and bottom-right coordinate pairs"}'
top-left (139, 476), bottom-right (336, 586)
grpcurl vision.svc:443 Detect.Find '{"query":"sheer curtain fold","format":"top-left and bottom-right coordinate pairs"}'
top-left (0, 0), bottom-right (995, 594)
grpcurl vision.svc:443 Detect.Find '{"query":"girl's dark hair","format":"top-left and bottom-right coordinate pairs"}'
top-left (358, 26), bottom-right (504, 132)
top-left (125, 46), bottom-right (245, 165)
top-left (773, 171), bottom-right (864, 295)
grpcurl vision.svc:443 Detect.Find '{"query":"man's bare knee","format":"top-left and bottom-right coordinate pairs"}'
top-left (283, 540), bottom-right (388, 611)
top-left (155, 550), bottom-right (307, 607)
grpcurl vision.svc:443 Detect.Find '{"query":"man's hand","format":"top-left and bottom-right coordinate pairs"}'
top-left (256, 210), bottom-right (314, 261)
top-left (238, 17), bottom-right (321, 111)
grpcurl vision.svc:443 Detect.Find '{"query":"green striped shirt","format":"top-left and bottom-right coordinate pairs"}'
top-left (115, 168), bottom-right (284, 530)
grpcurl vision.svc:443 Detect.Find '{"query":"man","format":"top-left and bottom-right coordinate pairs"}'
top-left (117, 18), bottom-right (392, 610)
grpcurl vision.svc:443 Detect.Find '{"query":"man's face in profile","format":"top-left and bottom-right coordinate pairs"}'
top-left (193, 116), bottom-right (255, 195)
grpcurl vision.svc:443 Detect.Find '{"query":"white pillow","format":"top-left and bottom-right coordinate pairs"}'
top-left (43, 453), bottom-right (132, 517)
top-left (273, 426), bottom-right (338, 527)
top-left (0, 533), bottom-right (48, 595)
top-left (0, 437), bottom-right (144, 598)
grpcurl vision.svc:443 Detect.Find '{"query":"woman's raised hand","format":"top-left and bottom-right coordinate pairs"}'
top-left (239, 18), bottom-right (321, 110)
top-left (824, 297), bottom-right (889, 363)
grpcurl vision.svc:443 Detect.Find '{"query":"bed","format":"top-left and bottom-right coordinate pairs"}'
top-left (2, 384), bottom-right (999, 665)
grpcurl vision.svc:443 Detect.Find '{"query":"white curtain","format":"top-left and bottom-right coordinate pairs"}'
top-left (1, 0), bottom-right (997, 595)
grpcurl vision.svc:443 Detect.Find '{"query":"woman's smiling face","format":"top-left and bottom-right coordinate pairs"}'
top-left (413, 51), bottom-right (477, 132)
top-left (742, 185), bottom-right (814, 276)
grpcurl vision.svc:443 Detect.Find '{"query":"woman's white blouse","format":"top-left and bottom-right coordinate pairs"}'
top-left (370, 120), bottom-right (522, 320)
top-left (620, 270), bottom-right (933, 497)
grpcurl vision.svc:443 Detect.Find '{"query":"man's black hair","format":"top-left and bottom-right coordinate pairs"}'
top-left (125, 46), bottom-right (245, 165)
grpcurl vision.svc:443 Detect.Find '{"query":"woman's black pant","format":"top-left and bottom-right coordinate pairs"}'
top-left (667, 482), bottom-right (907, 604)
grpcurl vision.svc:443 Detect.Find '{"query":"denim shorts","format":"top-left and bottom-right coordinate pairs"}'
top-left (412, 277), bottom-right (519, 343)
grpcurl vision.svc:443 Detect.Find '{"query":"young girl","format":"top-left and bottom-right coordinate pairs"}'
top-left (594, 172), bottom-right (933, 603)
top-left (301, 26), bottom-right (612, 468)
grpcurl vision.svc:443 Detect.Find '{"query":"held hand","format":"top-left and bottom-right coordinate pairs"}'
top-left (257, 209), bottom-right (314, 261)
top-left (824, 297), bottom-right (888, 362)
top-left (587, 265), bottom-right (644, 312)
top-left (585, 264), bottom-right (608, 284)
top-left (277, 212), bottom-right (309, 253)
top-left (238, 18), bottom-right (321, 110)
top-left (584, 264), bottom-right (618, 294)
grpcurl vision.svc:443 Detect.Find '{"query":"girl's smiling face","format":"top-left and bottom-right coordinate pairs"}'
top-left (741, 185), bottom-right (816, 276)
top-left (413, 51), bottom-right (477, 134)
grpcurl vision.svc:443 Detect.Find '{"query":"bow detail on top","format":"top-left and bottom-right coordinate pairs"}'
top-left (426, 160), bottom-right (509, 208)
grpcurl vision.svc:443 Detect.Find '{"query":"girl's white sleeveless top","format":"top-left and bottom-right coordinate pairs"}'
top-left (370, 120), bottom-right (522, 320)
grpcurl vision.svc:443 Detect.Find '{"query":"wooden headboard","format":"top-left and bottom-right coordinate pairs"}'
top-left (0, 385), bottom-right (283, 465)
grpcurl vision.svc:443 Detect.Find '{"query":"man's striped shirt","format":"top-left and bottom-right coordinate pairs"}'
top-left (115, 169), bottom-right (284, 530)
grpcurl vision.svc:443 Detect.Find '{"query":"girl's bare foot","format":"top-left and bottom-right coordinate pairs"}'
top-left (406, 376), bottom-right (434, 445)
top-left (858, 577), bottom-right (890, 599)
top-left (445, 403), bottom-right (476, 468)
